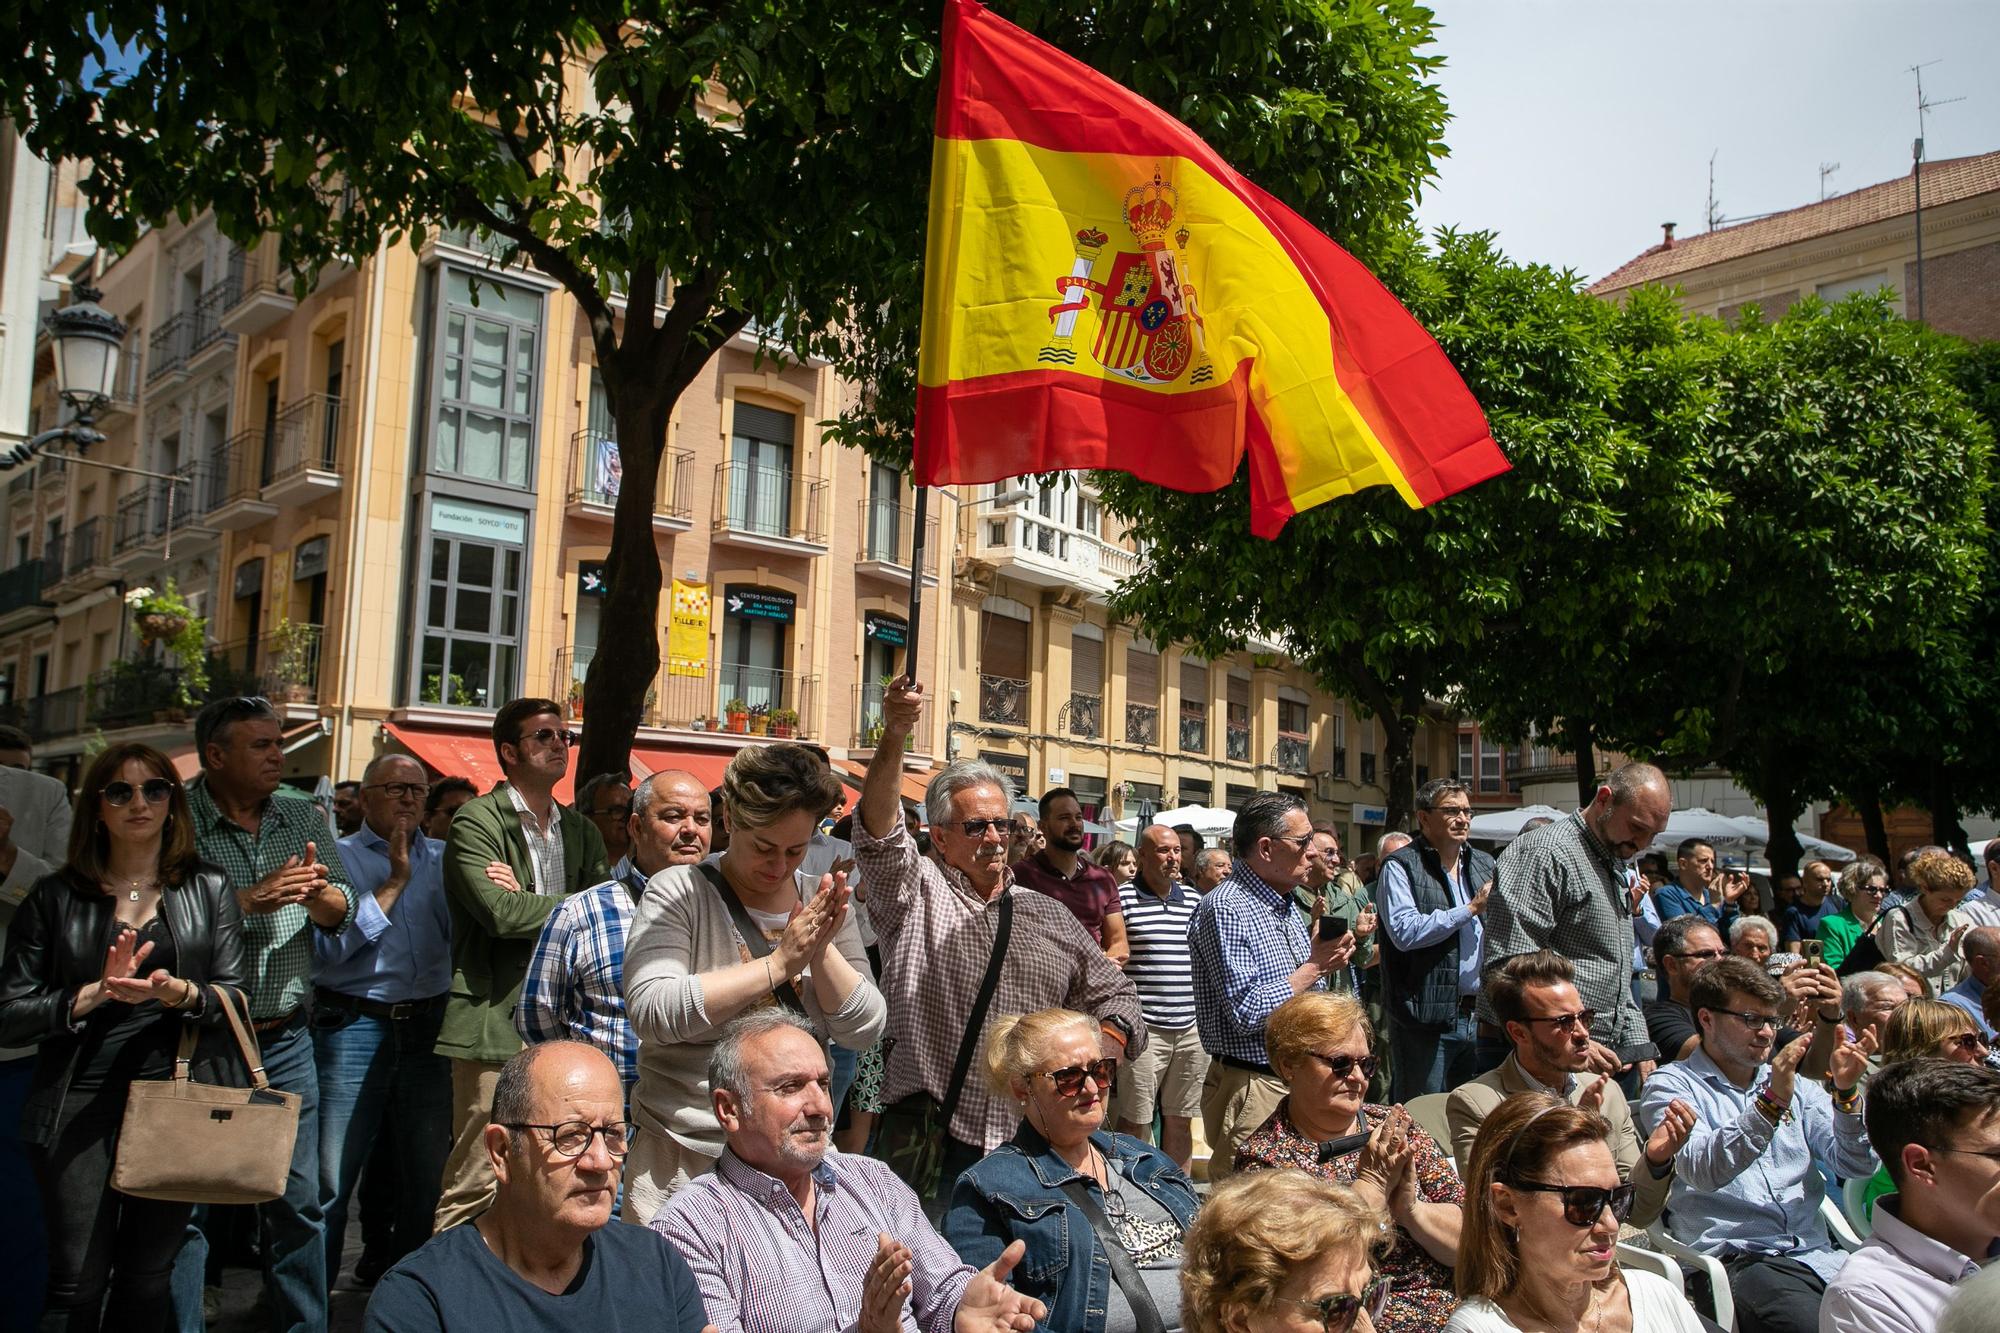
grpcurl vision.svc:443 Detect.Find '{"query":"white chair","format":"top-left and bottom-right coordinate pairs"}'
top-left (1644, 1218), bottom-right (1737, 1332)
top-left (1615, 1240), bottom-right (1685, 1291)
top-left (1402, 1092), bottom-right (1454, 1155)
top-left (1840, 1175), bottom-right (1874, 1240)
top-left (1821, 1192), bottom-right (1865, 1252)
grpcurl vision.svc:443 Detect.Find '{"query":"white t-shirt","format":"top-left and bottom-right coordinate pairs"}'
top-left (1444, 1270), bottom-right (1704, 1333)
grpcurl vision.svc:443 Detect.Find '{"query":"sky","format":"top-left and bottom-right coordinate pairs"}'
top-left (1413, 0), bottom-right (2000, 284)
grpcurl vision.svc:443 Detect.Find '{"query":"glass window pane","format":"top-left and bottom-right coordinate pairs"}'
top-left (450, 639), bottom-right (491, 709)
top-left (500, 592), bottom-right (518, 638)
top-left (457, 543), bottom-right (495, 588)
top-left (420, 636), bottom-right (449, 703)
top-left (435, 409), bottom-right (459, 472)
top-left (503, 548), bottom-right (522, 591)
top-left (506, 421), bottom-right (530, 486)
top-left (444, 356), bottom-right (461, 401)
top-left (427, 583), bottom-right (447, 627)
top-left (472, 319), bottom-right (507, 365)
top-left (461, 412), bottom-right (504, 480)
top-left (493, 641), bottom-right (518, 701)
top-left (454, 588), bottom-right (492, 633)
top-left (514, 372), bottom-right (532, 406)
top-left (446, 311), bottom-right (465, 350)
top-left (431, 537), bottom-right (451, 575)
top-left (514, 334), bottom-right (534, 376)
top-left (468, 360), bottom-right (505, 410)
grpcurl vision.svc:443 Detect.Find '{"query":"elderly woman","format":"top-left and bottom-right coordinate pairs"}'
top-left (1729, 914), bottom-right (1779, 967)
top-left (944, 1007), bottom-right (1198, 1333)
top-left (1234, 991), bottom-right (1463, 1331)
top-left (1873, 850), bottom-right (1975, 989)
top-left (1181, 1171), bottom-right (1390, 1333)
top-left (623, 743), bottom-right (886, 1223)
top-left (1819, 859), bottom-right (1889, 970)
top-left (0, 742), bottom-right (244, 1326)
top-left (1448, 1093), bottom-right (1702, 1332)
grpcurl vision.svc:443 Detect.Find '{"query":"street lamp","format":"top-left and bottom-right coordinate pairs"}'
top-left (0, 280), bottom-right (125, 469)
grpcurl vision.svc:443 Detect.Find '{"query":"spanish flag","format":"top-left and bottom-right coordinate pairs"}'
top-left (915, 0), bottom-right (1509, 537)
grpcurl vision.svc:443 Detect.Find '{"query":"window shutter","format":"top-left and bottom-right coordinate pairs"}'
top-left (1071, 632), bottom-right (1103, 693)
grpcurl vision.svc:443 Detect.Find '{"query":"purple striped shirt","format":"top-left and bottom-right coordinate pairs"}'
top-left (650, 1147), bottom-right (974, 1333)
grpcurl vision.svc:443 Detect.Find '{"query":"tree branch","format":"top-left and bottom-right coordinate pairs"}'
top-left (450, 186), bottom-right (612, 332)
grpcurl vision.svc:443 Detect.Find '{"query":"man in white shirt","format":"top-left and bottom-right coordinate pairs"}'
top-left (1821, 1058), bottom-right (2000, 1333)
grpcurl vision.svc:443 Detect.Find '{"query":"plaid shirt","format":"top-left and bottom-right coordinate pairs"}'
top-left (515, 858), bottom-right (646, 1083)
top-left (851, 814), bottom-right (1145, 1152)
top-left (1477, 810), bottom-right (1646, 1047)
top-left (507, 782), bottom-right (568, 896)
top-left (1189, 859), bottom-right (1322, 1066)
top-left (186, 776), bottom-right (355, 1020)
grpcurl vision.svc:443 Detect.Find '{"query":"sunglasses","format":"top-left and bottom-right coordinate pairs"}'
top-left (518, 727), bottom-right (578, 748)
top-left (1039, 1058), bottom-right (1118, 1096)
top-left (1306, 1051), bottom-right (1380, 1081)
top-left (102, 778), bottom-right (176, 808)
top-left (1290, 1276), bottom-right (1392, 1333)
top-left (1508, 1179), bottom-right (1638, 1227)
top-left (1945, 1032), bottom-right (1989, 1055)
top-left (1521, 1009), bottom-right (1597, 1033)
top-left (954, 818), bottom-right (1011, 838)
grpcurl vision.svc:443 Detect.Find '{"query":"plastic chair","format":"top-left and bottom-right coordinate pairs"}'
top-left (1821, 1192), bottom-right (1865, 1251)
top-left (1402, 1092), bottom-right (1454, 1155)
top-left (1644, 1217), bottom-right (1736, 1331)
top-left (1615, 1241), bottom-right (1686, 1294)
top-left (1840, 1176), bottom-right (1873, 1240)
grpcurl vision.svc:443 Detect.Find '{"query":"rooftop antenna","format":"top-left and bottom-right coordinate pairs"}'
top-left (1910, 60), bottom-right (1963, 323)
top-left (1705, 150), bottom-right (1723, 231)
top-left (1819, 161), bottom-right (1841, 200)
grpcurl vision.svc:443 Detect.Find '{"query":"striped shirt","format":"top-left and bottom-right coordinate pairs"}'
top-left (1117, 877), bottom-right (1200, 1030)
top-left (516, 858), bottom-right (648, 1084)
top-left (1188, 860), bottom-right (1322, 1066)
top-left (652, 1147), bottom-right (974, 1333)
top-left (507, 782), bottom-right (568, 896)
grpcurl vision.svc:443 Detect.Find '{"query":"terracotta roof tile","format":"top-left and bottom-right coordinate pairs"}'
top-left (1587, 150), bottom-right (2000, 294)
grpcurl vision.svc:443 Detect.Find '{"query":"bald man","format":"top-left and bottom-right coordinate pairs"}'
top-left (1944, 926), bottom-right (2000, 1038)
top-left (365, 1042), bottom-right (712, 1331)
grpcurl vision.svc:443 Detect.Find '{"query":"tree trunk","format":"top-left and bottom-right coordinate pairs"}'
top-left (1572, 719), bottom-right (1598, 811)
top-left (1930, 761), bottom-right (1970, 858)
top-left (1761, 745), bottom-right (1806, 889)
top-left (1381, 717), bottom-right (1416, 835)
top-left (1854, 786), bottom-right (1893, 867)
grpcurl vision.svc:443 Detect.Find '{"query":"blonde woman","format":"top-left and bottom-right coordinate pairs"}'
top-left (1181, 1171), bottom-right (1391, 1333)
top-left (1872, 851), bottom-right (1976, 989)
top-left (944, 1007), bottom-right (1199, 1333)
top-left (622, 743), bottom-right (885, 1223)
top-left (1449, 1093), bottom-right (1702, 1332)
top-left (1855, 997), bottom-right (1991, 1222)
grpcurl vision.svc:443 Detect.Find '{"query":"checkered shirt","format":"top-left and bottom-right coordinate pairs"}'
top-left (1188, 859), bottom-right (1321, 1066)
top-left (515, 858), bottom-right (646, 1083)
top-left (507, 782), bottom-right (568, 896)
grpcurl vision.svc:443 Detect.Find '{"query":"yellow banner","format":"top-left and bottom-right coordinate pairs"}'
top-left (668, 579), bottom-right (710, 679)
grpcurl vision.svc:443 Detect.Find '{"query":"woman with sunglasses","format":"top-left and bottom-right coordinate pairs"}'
top-left (1451, 1092), bottom-right (1704, 1332)
top-left (1851, 998), bottom-right (1995, 1224)
top-left (1235, 991), bottom-right (1463, 1332)
top-left (0, 741), bottom-right (243, 1328)
top-left (944, 1007), bottom-right (1199, 1333)
top-left (1182, 1170), bottom-right (1391, 1333)
top-left (1818, 859), bottom-right (1888, 971)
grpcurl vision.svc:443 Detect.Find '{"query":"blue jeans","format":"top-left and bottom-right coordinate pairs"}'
top-left (829, 1044), bottom-right (859, 1117)
top-left (0, 1056), bottom-right (46, 1332)
top-left (1387, 1010), bottom-right (1482, 1103)
top-left (311, 999), bottom-right (451, 1286)
top-left (171, 1017), bottom-right (326, 1333)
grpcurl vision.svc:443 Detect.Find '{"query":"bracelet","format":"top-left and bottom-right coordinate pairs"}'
top-left (1829, 1082), bottom-right (1862, 1114)
top-left (763, 957), bottom-right (776, 992)
top-left (1753, 1085), bottom-right (1792, 1126)
top-left (1817, 1009), bottom-right (1843, 1024)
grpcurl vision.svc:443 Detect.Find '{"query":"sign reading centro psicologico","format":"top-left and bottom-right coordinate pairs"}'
top-left (724, 586), bottom-right (796, 623)
top-left (432, 496), bottom-right (528, 545)
top-left (864, 612), bottom-right (908, 648)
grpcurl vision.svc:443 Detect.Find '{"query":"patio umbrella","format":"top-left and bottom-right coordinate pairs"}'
top-left (1468, 804), bottom-right (1569, 844)
top-left (1722, 814), bottom-right (1858, 864)
top-left (1112, 803), bottom-right (1237, 841)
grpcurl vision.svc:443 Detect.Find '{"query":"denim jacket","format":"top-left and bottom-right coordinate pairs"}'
top-left (942, 1121), bottom-right (1199, 1333)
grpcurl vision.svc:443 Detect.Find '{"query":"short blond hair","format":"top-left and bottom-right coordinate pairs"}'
top-left (1266, 990), bottom-right (1372, 1083)
top-left (720, 742), bottom-right (843, 833)
top-left (983, 1008), bottom-right (1099, 1100)
top-left (1881, 998), bottom-right (1980, 1064)
top-left (1911, 851), bottom-right (1975, 898)
top-left (1180, 1171), bottom-right (1388, 1333)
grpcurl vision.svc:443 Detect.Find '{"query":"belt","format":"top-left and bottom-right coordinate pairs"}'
top-left (252, 1007), bottom-right (305, 1033)
top-left (1216, 1054), bottom-right (1276, 1077)
top-left (314, 987), bottom-right (447, 1022)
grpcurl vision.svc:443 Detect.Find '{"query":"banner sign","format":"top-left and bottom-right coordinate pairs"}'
top-left (724, 586), bottom-right (796, 623)
top-left (431, 496), bottom-right (527, 545)
top-left (864, 612), bottom-right (909, 648)
top-left (579, 562), bottom-right (609, 598)
top-left (668, 579), bottom-right (711, 679)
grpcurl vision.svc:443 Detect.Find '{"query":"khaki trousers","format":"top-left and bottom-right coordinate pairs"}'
top-left (433, 1059), bottom-right (502, 1231)
top-left (1200, 1061), bottom-right (1288, 1185)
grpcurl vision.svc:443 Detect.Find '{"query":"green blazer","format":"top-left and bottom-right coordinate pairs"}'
top-left (437, 782), bottom-right (611, 1063)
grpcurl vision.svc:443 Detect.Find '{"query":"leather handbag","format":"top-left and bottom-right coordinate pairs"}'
top-left (111, 986), bottom-right (301, 1204)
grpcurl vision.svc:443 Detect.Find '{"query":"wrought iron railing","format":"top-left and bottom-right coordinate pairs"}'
top-left (270, 394), bottom-right (342, 480)
top-left (979, 674), bottom-right (1028, 726)
top-left (1178, 709), bottom-right (1208, 755)
top-left (1061, 691), bottom-right (1101, 739)
top-left (147, 314), bottom-right (190, 382)
top-left (568, 431), bottom-right (694, 520)
top-left (0, 558), bottom-right (46, 616)
top-left (1126, 702), bottom-right (1159, 746)
top-left (1225, 722), bottom-right (1251, 762)
top-left (712, 461), bottom-right (827, 544)
top-left (1274, 732), bottom-right (1310, 775)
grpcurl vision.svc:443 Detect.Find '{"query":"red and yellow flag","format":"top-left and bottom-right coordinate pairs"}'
top-left (915, 0), bottom-right (1509, 537)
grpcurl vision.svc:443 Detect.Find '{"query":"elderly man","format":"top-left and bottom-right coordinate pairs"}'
top-left (1188, 790), bottom-right (1356, 1181)
top-left (518, 771), bottom-right (713, 1095)
top-left (1009, 787), bottom-right (1128, 962)
top-left (1942, 927), bottom-right (2000, 1037)
top-left (853, 681), bottom-right (1143, 1207)
top-left (315, 754), bottom-right (456, 1286)
top-left (1190, 847), bottom-right (1230, 893)
top-left (364, 1042), bottom-right (711, 1331)
top-left (1655, 838), bottom-right (1754, 927)
top-left (1378, 777), bottom-right (1493, 1100)
top-left (1114, 825), bottom-right (1208, 1171)
top-left (436, 697), bottom-right (611, 1231)
top-left (1843, 971), bottom-right (1911, 1048)
top-left (1446, 951), bottom-right (1693, 1227)
top-left (1477, 763), bottom-right (1672, 1094)
top-left (652, 1010), bottom-right (1047, 1333)
top-left (1300, 826), bottom-right (1376, 998)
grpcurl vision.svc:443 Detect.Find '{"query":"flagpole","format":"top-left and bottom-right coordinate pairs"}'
top-left (901, 485), bottom-right (928, 688)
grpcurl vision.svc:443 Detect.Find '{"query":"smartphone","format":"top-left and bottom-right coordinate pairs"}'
top-left (1799, 938), bottom-right (1825, 963)
top-left (1318, 914), bottom-right (1350, 942)
top-left (1766, 951), bottom-right (1804, 976)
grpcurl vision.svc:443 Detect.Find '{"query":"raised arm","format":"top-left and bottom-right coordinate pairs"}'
top-left (861, 680), bottom-right (924, 840)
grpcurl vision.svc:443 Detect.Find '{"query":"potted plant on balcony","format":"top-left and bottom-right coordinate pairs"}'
top-left (748, 701), bottom-right (771, 737)
top-left (566, 679), bottom-right (586, 721)
top-left (769, 706), bottom-right (797, 739)
top-left (268, 619), bottom-right (318, 705)
top-left (124, 581), bottom-right (208, 710)
top-left (723, 697), bottom-right (749, 734)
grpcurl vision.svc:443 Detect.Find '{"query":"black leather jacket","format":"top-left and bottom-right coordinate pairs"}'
top-left (0, 863), bottom-right (246, 1146)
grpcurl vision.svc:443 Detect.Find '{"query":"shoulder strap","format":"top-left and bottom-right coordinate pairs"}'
top-left (697, 862), bottom-right (807, 1015)
top-left (1056, 1174), bottom-right (1168, 1333)
top-left (942, 890), bottom-right (1013, 1121)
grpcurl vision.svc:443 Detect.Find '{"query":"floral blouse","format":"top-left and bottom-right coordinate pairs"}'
top-left (1235, 1098), bottom-right (1463, 1333)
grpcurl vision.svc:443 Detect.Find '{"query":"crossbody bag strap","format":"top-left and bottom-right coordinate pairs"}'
top-left (1056, 1175), bottom-right (1168, 1333)
top-left (941, 890), bottom-right (1013, 1122)
top-left (697, 863), bottom-right (808, 1015)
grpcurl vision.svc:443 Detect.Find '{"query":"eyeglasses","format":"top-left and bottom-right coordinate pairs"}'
top-left (1934, 1145), bottom-right (2000, 1162)
top-left (1669, 948), bottom-right (1727, 962)
top-left (518, 727), bottom-right (578, 748)
top-left (1290, 1276), bottom-right (1392, 1333)
top-left (1305, 1051), bottom-right (1380, 1081)
top-left (1709, 1009), bottom-right (1782, 1032)
top-left (499, 1120), bottom-right (635, 1158)
top-left (591, 804), bottom-right (633, 821)
top-left (1039, 1058), bottom-right (1118, 1096)
top-left (1521, 1009), bottom-right (1597, 1033)
top-left (954, 818), bottom-right (1011, 838)
top-left (363, 782), bottom-right (431, 801)
top-left (1271, 833), bottom-right (1314, 850)
top-left (1945, 1032), bottom-right (1990, 1055)
top-left (1506, 1180), bottom-right (1638, 1227)
top-left (102, 778), bottom-right (176, 808)
top-left (1429, 806), bottom-right (1473, 821)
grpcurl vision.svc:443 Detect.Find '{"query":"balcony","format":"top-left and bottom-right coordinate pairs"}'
top-left (853, 680), bottom-right (887, 748)
top-left (564, 431), bottom-right (694, 533)
top-left (96, 327), bottom-right (145, 427)
top-left (1274, 732), bottom-right (1310, 775)
top-left (263, 394), bottom-right (344, 506)
top-left (22, 685), bottom-right (85, 742)
top-left (855, 497), bottom-right (941, 584)
top-left (214, 622), bottom-right (325, 709)
top-left (971, 508), bottom-right (1139, 596)
top-left (88, 658), bottom-right (188, 730)
top-left (1179, 708), bottom-right (1208, 755)
top-left (1059, 691), bottom-right (1101, 739)
top-left (49, 517), bottom-right (116, 592)
top-left (0, 559), bottom-right (51, 633)
top-left (1126, 701), bottom-right (1160, 747)
top-left (146, 314), bottom-right (190, 387)
top-left (554, 645), bottom-right (819, 739)
top-left (35, 453), bottom-right (68, 498)
top-left (205, 431), bottom-right (279, 530)
top-left (186, 279), bottom-right (240, 375)
top-left (710, 461), bottom-right (828, 556)
top-left (220, 248), bottom-right (299, 336)
top-left (979, 673), bottom-right (1028, 727)
top-left (1225, 722), bottom-right (1251, 763)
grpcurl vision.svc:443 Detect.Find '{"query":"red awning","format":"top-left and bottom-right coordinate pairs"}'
top-left (166, 722), bottom-right (324, 783)
top-left (628, 745), bottom-right (734, 793)
top-left (833, 758), bottom-right (934, 811)
top-left (385, 722), bottom-right (739, 803)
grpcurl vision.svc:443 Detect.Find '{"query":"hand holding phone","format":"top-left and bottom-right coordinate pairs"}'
top-left (1318, 915), bottom-right (1350, 942)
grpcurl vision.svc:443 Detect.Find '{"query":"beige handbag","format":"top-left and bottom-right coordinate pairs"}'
top-left (111, 986), bottom-right (301, 1204)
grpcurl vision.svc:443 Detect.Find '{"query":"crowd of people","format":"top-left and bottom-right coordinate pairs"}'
top-left (2, 679), bottom-right (2000, 1333)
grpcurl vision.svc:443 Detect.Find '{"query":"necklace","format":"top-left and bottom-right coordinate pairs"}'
top-left (113, 875), bottom-right (158, 904)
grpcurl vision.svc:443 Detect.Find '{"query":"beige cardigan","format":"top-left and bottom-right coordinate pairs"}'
top-left (623, 862), bottom-right (885, 1157)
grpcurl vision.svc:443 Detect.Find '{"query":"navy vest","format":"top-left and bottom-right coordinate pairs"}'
top-left (1379, 837), bottom-right (1496, 1028)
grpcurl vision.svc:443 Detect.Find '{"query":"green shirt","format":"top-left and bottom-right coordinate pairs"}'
top-left (186, 775), bottom-right (355, 1019)
top-left (1295, 871), bottom-right (1375, 994)
top-left (1818, 908), bottom-right (1869, 972)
